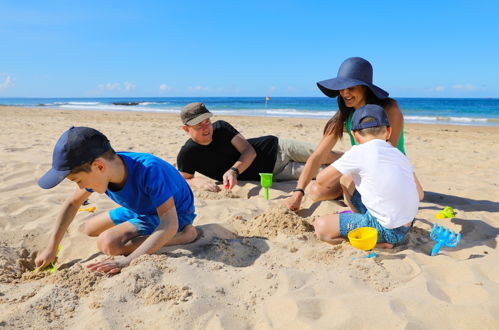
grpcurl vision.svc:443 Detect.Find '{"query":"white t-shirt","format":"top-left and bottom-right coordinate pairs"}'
top-left (332, 139), bottom-right (419, 228)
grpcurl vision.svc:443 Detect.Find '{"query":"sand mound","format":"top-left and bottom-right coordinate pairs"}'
top-left (2, 285), bottom-right (79, 328)
top-left (232, 206), bottom-right (314, 238)
top-left (46, 263), bottom-right (107, 296)
top-left (194, 188), bottom-right (243, 200)
top-left (142, 284), bottom-right (192, 305)
top-left (0, 245), bottom-right (41, 283)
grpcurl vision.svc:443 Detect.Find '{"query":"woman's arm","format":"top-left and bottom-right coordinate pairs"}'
top-left (283, 133), bottom-right (338, 211)
top-left (385, 100), bottom-right (404, 148)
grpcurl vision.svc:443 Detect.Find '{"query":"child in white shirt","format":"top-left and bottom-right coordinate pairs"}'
top-left (314, 104), bottom-right (424, 247)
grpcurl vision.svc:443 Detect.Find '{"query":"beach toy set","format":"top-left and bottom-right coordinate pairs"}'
top-left (436, 206), bottom-right (456, 219)
top-left (259, 173), bottom-right (273, 200)
top-left (430, 206), bottom-right (461, 256)
top-left (79, 206), bottom-right (96, 213)
top-left (348, 227), bottom-right (377, 251)
top-left (429, 224), bottom-right (461, 256)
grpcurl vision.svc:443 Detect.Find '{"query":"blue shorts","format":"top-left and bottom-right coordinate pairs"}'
top-left (109, 207), bottom-right (196, 236)
top-left (339, 190), bottom-right (413, 245)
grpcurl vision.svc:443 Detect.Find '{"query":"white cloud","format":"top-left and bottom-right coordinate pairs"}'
top-left (452, 84), bottom-right (477, 91)
top-left (0, 75), bottom-right (14, 89)
top-left (188, 86), bottom-right (209, 91)
top-left (97, 81), bottom-right (136, 91)
top-left (123, 81), bottom-right (136, 91)
top-left (98, 82), bottom-right (121, 91)
top-left (433, 86), bottom-right (445, 92)
top-left (268, 86), bottom-right (277, 92)
top-left (159, 84), bottom-right (171, 91)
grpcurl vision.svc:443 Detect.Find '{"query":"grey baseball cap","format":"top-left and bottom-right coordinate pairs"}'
top-left (180, 102), bottom-right (213, 126)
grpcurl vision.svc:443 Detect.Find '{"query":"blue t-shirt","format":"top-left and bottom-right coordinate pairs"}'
top-left (97, 152), bottom-right (195, 217)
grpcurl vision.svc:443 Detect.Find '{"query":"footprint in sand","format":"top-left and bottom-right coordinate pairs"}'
top-left (381, 256), bottom-right (422, 282)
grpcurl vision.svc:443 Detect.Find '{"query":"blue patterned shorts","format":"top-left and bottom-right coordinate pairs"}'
top-left (339, 190), bottom-right (413, 245)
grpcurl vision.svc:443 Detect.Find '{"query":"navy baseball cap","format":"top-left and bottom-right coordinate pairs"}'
top-left (351, 104), bottom-right (390, 131)
top-left (38, 127), bottom-right (111, 189)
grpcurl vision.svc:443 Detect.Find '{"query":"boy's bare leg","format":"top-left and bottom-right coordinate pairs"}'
top-left (79, 212), bottom-right (115, 236)
top-left (95, 222), bottom-right (141, 256)
top-left (96, 223), bottom-right (198, 257)
top-left (313, 214), bottom-right (344, 245)
top-left (339, 174), bottom-right (359, 213)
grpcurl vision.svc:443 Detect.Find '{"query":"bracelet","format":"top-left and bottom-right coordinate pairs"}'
top-left (293, 188), bottom-right (305, 196)
top-left (230, 167), bottom-right (240, 177)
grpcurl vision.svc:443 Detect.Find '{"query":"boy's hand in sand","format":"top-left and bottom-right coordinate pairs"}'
top-left (283, 192), bottom-right (304, 212)
top-left (87, 257), bottom-right (129, 274)
top-left (35, 246), bottom-right (58, 269)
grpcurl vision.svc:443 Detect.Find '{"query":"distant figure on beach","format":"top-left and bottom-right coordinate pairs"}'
top-left (284, 57), bottom-right (408, 212)
top-left (35, 127), bottom-right (197, 273)
top-left (176, 102), bottom-right (340, 191)
top-left (313, 104), bottom-right (424, 248)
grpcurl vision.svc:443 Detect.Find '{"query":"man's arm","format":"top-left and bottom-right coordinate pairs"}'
top-left (223, 134), bottom-right (257, 189)
top-left (179, 171), bottom-right (221, 192)
top-left (35, 187), bottom-right (91, 268)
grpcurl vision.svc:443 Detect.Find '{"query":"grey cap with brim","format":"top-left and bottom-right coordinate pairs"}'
top-left (181, 102), bottom-right (213, 126)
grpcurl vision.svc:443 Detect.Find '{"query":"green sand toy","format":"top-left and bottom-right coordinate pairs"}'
top-left (34, 244), bottom-right (61, 273)
top-left (259, 173), bottom-right (273, 200)
top-left (436, 206), bottom-right (457, 219)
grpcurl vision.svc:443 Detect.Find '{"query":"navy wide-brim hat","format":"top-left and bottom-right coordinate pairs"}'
top-left (317, 57), bottom-right (389, 100)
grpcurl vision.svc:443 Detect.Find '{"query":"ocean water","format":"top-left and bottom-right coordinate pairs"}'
top-left (1, 97), bottom-right (499, 127)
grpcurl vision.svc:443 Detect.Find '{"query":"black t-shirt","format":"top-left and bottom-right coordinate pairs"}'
top-left (177, 120), bottom-right (278, 181)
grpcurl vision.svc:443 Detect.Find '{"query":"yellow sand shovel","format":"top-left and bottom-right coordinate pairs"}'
top-left (34, 244), bottom-right (61, 273)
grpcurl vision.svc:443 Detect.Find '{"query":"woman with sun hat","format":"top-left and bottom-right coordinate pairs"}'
top-left (284, 57), bottom-right (407, 212)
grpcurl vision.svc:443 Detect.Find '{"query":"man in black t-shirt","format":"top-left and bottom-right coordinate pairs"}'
top-left (176, 102), bottom-right (339, 192)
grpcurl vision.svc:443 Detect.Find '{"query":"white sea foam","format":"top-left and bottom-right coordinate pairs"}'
top-left (405, 115), bottom-right (490, 124)
top-left (22, 101), bottom-right (499, 127)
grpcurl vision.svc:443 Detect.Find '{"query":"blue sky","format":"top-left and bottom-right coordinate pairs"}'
top-left (1, 1), bottom-right (498, 98)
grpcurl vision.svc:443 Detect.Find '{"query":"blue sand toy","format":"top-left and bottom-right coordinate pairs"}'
top-left (429, 224), bottom-right (461, 256)
top-left (352, 252), bottom-right (377, 260)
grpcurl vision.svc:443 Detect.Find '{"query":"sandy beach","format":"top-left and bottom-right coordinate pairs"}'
top-left (0, 105), bottom-right (498, 329)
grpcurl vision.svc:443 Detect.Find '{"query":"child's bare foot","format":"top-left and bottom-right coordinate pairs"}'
top-left (376, 242), bottom-right (393, 249)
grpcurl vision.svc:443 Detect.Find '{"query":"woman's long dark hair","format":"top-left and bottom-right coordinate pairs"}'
top-left (323, 87), bottom-right (394, 137)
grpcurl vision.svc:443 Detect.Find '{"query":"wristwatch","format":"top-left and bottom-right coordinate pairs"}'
top-left (292, 188), bottom-right (305, 196)
top-left (230, 167), bottom-right (240, 177)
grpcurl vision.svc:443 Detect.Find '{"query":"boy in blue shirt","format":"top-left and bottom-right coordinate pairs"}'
top-left (35, 126), bottom-right (197, 273)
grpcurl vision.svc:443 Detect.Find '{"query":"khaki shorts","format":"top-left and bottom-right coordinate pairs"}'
top-left (272, 138), bottom-right (315, 181)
